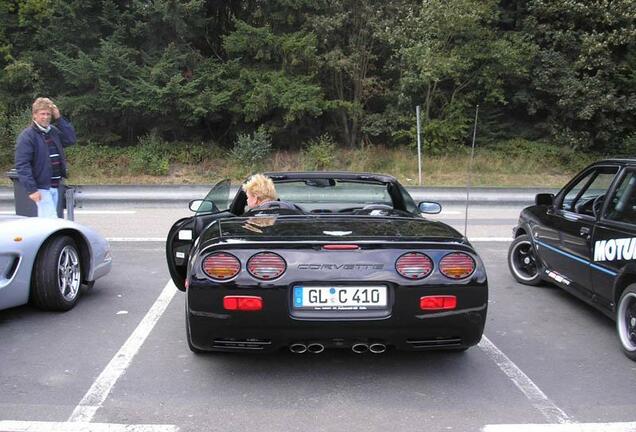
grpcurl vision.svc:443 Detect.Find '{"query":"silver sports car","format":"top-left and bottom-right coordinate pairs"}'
top-left (0, 215), bottom-right (112, 311)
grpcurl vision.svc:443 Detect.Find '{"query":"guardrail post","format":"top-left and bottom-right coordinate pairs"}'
top-left (65, 187), bottom-right (75, 221)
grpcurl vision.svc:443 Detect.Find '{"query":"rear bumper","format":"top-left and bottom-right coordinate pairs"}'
top-left (186, 282), bottom-right (488, 353)
top-left (188, 310), bottom-right (486, 352)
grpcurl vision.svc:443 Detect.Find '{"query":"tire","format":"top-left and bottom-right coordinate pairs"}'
top-left (616, 285), bottom-right (636, 361)
top-left (31, 235), bottom-right (82, 311)
top-left (508, 234), bottom-right (542, 285)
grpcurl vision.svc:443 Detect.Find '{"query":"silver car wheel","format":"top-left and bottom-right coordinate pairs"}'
top-left (58, 245), bottom-right (81, 302)
top-left (617, 290), bottom-right (636, 353)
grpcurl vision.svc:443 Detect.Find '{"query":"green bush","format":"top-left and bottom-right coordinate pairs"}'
top-left (170, 142), bottom-right (217, 165)
top-left (128, 132), bottom-right (170, 176)
top-left (65, 141), bottom-right (133, 180)
top-left (302, 134), bottom-right (336, 170)
top-left (484, 138), bottom-right (597, 172)
top-left (0, 108), bottom-right (32, 168)
top-left (0, 105), bottom-right (13, 169)
top-left (231, 126), bottom-right (272, 169)
top-left (347, 145), bottom-right (388, 173)
top-left (618, 134), bottom-right (636, 158)
top-left (419, 117), bottom-right (470, 156)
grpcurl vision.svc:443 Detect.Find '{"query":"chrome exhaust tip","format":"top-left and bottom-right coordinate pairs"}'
top-left (369, 343), bottom-right (386, 354)
top-left (289, 343), bottom-right (308, 354)
top-left (351, 343), bottom-right (369, 354)
top-left (307, 343), bottom-right (325, 354)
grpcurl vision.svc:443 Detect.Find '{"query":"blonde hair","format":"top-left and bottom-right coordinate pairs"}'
top-left (242, 174), bottom-right (277, 202)
top-left (32, 97), bottom-right (54, 114)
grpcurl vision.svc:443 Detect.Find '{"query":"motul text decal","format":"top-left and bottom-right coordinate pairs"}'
top-left (594, 238), bottom-right (636, 262)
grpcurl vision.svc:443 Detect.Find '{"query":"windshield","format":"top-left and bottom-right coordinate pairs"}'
top-left (197, 179), bottom-right (231, 215)
top-left (274, 180), bottom-right (393, 211)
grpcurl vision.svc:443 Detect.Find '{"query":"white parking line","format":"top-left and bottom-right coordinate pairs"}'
top-left (0, 210), bottom-right (136, 215)
top-left (67, 280), bottom-right (177, 423)
top-left (0, 421), bottom-right (178, 432)
top-left (470, 237), bottom-right (512, 242)
top-left (107, 237), bottom-right (165, 242)
top-left (483, 422), bottom-right (636, 431)
top-left (479, 336), bottom-right (571, 424)
top-left (73, 210), bottom-right (137, 214)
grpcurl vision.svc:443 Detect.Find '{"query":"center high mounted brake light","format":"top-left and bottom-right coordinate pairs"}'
top-left (322, 244), bottom-right (360, 250)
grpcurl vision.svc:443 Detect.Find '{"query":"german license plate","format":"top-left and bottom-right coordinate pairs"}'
top-left (293, 285), bottom-right (387, 311)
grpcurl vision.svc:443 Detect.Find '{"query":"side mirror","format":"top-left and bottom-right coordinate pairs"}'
top-left (535, 193), bottom-right (555, 206)
top-left (418, 201), bottom-right (442, 214)
top-left (189, 199), bottom-right (218, 213)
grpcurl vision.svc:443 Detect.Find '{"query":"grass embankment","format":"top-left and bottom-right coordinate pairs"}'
top-left (0, 140), bottom-right (599, 188)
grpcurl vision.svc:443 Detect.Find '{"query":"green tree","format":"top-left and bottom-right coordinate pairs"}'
top-left (47, 0), bottom-right (240, 144)
top-left (306, 0), bottom-right (410, 147)
top-left (391, 0), bottom-right (534, 152)
top-left (523, 0), bottom-right (636, 151)
top-left (219, 7), bottom-right (327, 144)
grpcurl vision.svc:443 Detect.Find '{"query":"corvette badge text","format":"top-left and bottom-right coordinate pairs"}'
top-left (594, 237), bottom-right (636, 262)
top-left (298, 264), bottom-right (384, 270)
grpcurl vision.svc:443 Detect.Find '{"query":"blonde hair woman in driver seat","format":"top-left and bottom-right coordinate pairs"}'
top-left (242, 174), bottom-right (278, 209)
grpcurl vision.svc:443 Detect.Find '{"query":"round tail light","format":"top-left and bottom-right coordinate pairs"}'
top-left (202, 252), bottom-right (241, 280)
top-left (439, 252), bottom-right (475, 279)
top-left (247, 252), bottom-right (286, 280)
top-left (396, 252), bottom-right (433, 279)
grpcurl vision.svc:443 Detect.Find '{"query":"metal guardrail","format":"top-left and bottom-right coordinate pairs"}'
top-left (0, 184), bottom-right (560, 207)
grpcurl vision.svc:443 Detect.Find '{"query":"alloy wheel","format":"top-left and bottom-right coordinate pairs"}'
top-left (618, 291), bottom-right (636, 352)
top-left (510, 240), bottom-right (538, 281)
top-left (58, 245), bottom-right (81, 302)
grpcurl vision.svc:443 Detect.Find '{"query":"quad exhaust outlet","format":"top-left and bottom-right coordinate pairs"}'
top-left (307, 343), bottom-right (325, 354)
top-left (290, 342), bottom-right (387, 354)
top-left (289, 343), bottom-right (307, 354)
top-left (351, 343), bottom-right (369, 354)
top-left (369, 343), bottom-right (387, 354)
top-left (289, 343), bottom-right (325, 354)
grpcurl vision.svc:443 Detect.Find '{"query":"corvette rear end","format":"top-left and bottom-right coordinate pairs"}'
top-left (185, 215), bottom-right (488, 353)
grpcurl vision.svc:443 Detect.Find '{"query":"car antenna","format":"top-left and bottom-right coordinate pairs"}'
top-left (464, 104), bottom-right (479, 238)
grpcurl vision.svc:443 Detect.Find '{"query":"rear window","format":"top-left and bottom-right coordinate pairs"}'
top-left (274, 180), bottom-right (393, 211)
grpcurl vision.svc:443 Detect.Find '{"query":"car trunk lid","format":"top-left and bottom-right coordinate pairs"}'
top-left (210, 215), bottom-right (463, 242)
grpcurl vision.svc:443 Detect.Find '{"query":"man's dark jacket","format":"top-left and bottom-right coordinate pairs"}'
top-left (15, 118), bottom-right (76, 194)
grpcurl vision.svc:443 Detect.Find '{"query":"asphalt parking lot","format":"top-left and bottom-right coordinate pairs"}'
top-left (1, 204), bottom-right (635, 432)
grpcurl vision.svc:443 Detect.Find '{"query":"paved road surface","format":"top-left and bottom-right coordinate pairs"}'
top-left (1, 203), bottom-right (635, 432)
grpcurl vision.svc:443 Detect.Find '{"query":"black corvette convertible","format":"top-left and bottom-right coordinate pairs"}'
top-left (166, 172), bottom-right (488, 354)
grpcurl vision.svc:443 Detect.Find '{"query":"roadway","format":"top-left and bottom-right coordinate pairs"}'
top-left (1, 199), bottom-right (635, 432)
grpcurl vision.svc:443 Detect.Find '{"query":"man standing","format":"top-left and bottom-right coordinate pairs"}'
top-left (15, 97), bottom-right (76, 218)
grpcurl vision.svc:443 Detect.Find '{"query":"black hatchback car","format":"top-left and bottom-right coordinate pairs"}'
top-left (508, 159), bottom-right (636, 361)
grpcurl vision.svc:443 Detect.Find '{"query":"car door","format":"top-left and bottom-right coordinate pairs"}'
top-left (536, 165), bottom-right (619, 298)
top-left (591, 167), bottom-right (636, 313)
top-left (166, 180), bottom-right (231, 290)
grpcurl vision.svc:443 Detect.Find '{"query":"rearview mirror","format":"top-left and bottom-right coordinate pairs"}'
top-left (189, 199), bottom-right (218, 213)
top-left (418, 201), bottom-right (442, 214)
top-left (535, 193), bottom-right (554, 206)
